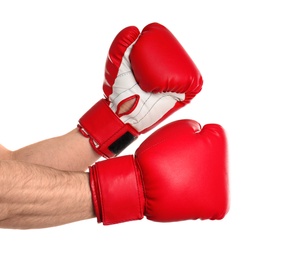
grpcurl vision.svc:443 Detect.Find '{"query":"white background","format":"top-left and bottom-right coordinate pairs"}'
top-left (1, 0), bottom-right (292, 259)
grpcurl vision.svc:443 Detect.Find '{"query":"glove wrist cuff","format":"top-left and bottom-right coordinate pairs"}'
top-left (78, 99), bottom-right (139, 158)
top-left (89, 155), bottom-right (145, 225)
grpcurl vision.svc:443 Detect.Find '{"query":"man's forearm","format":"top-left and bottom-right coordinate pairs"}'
top-left (10, 128), bottom-right (100, 171)
top-left (0, 160), bottom-right (95, 229)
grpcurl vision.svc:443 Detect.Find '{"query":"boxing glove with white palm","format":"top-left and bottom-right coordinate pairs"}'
top-left (78, 23), bottom-right (203, 158)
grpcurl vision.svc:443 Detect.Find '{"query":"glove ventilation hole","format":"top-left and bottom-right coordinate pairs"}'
top-left (116, 95), bottom-right (139, 117)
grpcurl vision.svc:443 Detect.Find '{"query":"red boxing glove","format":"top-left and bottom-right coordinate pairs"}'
top-left (78, 22), bottom-right (203, 158)
top-left (89, 119), bottom-right (229, 225)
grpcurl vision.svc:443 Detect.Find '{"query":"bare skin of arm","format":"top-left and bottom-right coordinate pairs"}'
top-left (0, 129), bottom-right (99, 172)
top-left (0, 130), bottom-right (98, 228)
top-left (3, 128), bottom-right (100, 172)
top-left (0, 160), bottom-right (95, 229)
